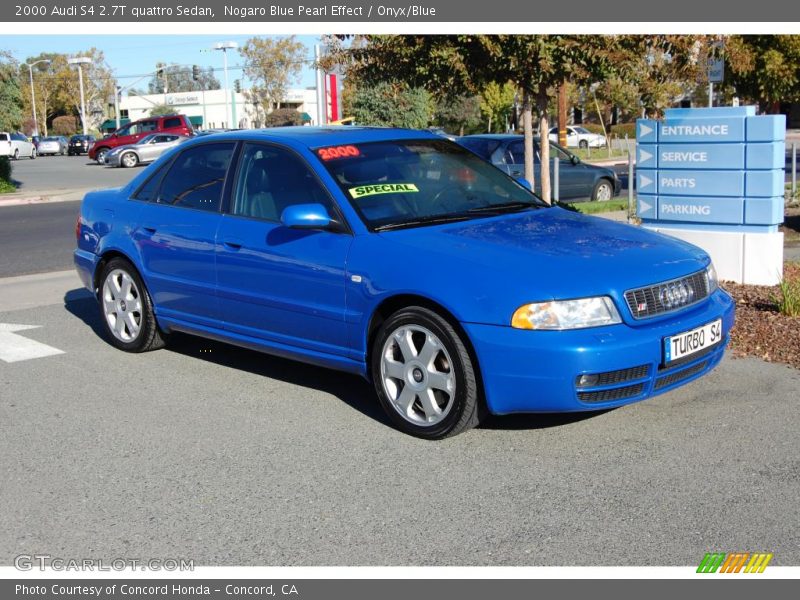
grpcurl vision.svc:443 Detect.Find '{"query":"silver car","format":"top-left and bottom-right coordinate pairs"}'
top-left (38, 136), bottom-right (68, 156)
top-left (104, 134), bottom-right (188, 168)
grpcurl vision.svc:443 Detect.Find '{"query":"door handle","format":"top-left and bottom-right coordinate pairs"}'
top-left (223, 239), bottom-right (243, 250)
top-left (141, 225), bottom-right (157, 234)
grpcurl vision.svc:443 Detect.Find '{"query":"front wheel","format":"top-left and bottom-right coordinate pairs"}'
top-left (99, 258), bottom-right (166, 352)
top-left (95, 148), bottom-right (109, 164)
top-left (592, 179), bottom-right (614, 202)
top-left (371, 306), bottom-right (483, 439)
top-left (12, 149), bottom-right (19, 160)
top-left (579, 139), bottom-right (589, 149)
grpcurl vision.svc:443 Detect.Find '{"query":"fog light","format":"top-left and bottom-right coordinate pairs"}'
top-left (576, 374), bottom-right (599, 388)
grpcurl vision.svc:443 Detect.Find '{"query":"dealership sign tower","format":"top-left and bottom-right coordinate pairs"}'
top-left (636, 106), bottom-right (785, 285)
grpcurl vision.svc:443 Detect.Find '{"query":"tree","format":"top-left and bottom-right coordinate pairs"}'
top-left (147, 64), bottom-right (220, 94)
top-left (52, 115), bottom-right (78, 136)
top-left (480, 81), bottom-right (516, 133)
top-left (434, 94), bottom-right (481, 136)
top-left (263, 108), bottom-right (305, 127)
top-left (0, 51), bottom-right (24, 132)
top-left (726, 35), bottom-right (800, 112)
top-left (346, 83), bottom-right (431, 129)
top-left (18, 52), bottom-right (64, 136)
top-left (239, 36), bottom-right (306, 118)
top-left (148, 104), bottom-right (174, 116)
top-left (49, 49), bottom-right (116, 133)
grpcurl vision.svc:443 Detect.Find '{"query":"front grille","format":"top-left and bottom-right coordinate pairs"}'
top-left (578, 383), bottom-right (645, 403)
top-left (575, 364), bottom-right (650, 388)
top-left (654, 360), bottom-right (708, 390)
top-left (625, 270), bottom-right (709, 319)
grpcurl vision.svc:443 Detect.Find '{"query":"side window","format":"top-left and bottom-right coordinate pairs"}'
top-left (157, 142), bottom-right (234, 212)
top-left (163, 117), bottom-right (182, 129)
top-left (232, 143), bottom-right (335, 222)
top-left (0, 134), bottom-right (9, 142)
top-left (117, 124), bottom-right (132, 136)
top-left (505, 141), bottom-right (524, 165)
top-left (140, 120), bottom-right (158, 133)
top-left (133, 159), bottom-right (173, 202)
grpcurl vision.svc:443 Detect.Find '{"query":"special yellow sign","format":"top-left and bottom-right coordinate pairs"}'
top-left (348, 183), bottom-right (419, 198)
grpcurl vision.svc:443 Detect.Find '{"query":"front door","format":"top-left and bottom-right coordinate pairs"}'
top-left (216, 142), bottom-right (353, 358)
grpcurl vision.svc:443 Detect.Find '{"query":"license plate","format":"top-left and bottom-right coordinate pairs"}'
top-left (663, 319), bottom-right (723, 364)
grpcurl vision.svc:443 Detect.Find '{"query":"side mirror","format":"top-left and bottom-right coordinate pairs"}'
top-left (570, 155), bottom-right (580, 165)
top-left (515, 177), bottom-right (532, 191)
top-left (280, 203), bottom-right (332, 229)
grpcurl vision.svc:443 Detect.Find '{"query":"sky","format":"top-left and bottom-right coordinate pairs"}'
top-left (4, 34), bottom-right (322, 89)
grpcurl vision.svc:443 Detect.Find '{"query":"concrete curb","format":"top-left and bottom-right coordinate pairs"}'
top-left (0, 189), bottom-right (89, 208)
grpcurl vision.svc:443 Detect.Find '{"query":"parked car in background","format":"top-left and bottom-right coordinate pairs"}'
top-left (89, 114), bottom-right (194, 164)
top-left (548, 126), bottom-right (607, 149)
top-left (74, 127), bottom-right (733, 439)
top-left (104, 134), bottom-right (188, 168)
top-left (38, 136), bottom-right (69, 156)
top-left (0, 132), bottom-right (37, 160)
top-left (457, 134), bottom-right (620, 202)
top-left (69, 134), bottom-right (96, 155)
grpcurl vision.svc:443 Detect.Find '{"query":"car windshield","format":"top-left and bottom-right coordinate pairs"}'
top-left (318, 139), bottom-right (547, 231)
top-left (573, 127), bottom-right (591, 134)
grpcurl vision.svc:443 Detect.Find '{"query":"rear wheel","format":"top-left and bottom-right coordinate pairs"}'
top-left (592, 179), bottom-right (614, 202)
top-left (371, 306), bottom-right (483, 439)
top-left (30, 147), bottom-right (36, 160)
top-left (120, 152), bottom-right (138, 168)
top-left (99, 258), bottom-right (166, 353)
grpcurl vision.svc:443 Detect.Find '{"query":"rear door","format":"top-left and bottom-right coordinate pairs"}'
top-left (133, 141), bottom-right (236, 327)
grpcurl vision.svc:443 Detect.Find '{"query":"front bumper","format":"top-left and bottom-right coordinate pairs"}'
top-left (463, 289), bottom-right (735, 414)
top-left (104, 154), bottom-right (122, 167)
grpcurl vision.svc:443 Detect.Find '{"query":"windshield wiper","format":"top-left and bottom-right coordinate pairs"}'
top-left (373, 214), bottom-right (473, 232)
top-left (465, 201), bottom-right (539, 214)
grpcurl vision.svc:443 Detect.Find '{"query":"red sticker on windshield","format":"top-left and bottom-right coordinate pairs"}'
top-left (317, 145), bottom-right (361, 161)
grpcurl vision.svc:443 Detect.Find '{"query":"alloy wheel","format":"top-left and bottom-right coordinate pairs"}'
top-left (102, 269), bottom-right (143, 342)
top-left (380, 325), bottom-right (456, 426)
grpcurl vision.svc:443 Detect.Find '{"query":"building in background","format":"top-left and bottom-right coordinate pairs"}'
top-left (100, 87), bottom-right (320, 133)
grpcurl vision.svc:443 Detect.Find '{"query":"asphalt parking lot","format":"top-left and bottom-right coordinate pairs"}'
top-left (1, 271), bottom-right (799, 566)
top-left (9, 153), bottom-right (139, 195)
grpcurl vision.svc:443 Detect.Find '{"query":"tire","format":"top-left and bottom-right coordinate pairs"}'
top-left (371, 306), bottom-right (483, 439)
top-left (98, 258), bottom-right (166, 353)
top-left (120, 152), bottom-right (138, 168)
top-left (592, 179), bottom-right (614, 202)
top-left (95, 147), bottom-right (109, 164)
top-left (30, 148), bottom-right (36, 160)
top-left (579, 139), bottom-right (589, 149)
top-left (12, 149), bottom-right (19, 160)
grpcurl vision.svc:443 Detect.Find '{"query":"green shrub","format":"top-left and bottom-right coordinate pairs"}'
top-left (52, 115), bottom-right (78, 136)
top-left (775, 276), bottom-right (800, 317)
top-left (610, 122), bottom-right (637, 138)
top-left (579, 123), bottom-right (606, 135)
top-left (0, 155), bottom-right (11, 182)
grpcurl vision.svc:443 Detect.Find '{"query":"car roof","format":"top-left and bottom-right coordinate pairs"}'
top-left (459, 134), bottom-right (543, 142)
top-left (197, 126), bottom-right (441, 148)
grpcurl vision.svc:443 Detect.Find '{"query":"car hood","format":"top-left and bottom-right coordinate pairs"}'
top-left (376, 207), bottom-right (709, 302)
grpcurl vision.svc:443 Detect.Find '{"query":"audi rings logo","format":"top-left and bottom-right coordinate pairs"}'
top-left (658, 281), bottom-right (695, 309)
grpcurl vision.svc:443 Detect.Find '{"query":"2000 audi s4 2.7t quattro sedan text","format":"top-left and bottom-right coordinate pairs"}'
top-left (74, 127), bottom-right (735, 439)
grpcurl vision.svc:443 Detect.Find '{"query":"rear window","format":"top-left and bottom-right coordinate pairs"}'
top-left (0, 134), bottom-right (9, 141)
top-left (163, 117), bottom-right (183, 129)
top-left (317, 139), bottom-right (545, 230)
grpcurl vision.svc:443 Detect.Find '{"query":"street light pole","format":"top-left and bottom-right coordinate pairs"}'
top-left (213, 41), bottom-right (238, 128)
top-left (68, 57), bottom-right (92, 136)
top-left (24, 59), bottom-right (51, 136)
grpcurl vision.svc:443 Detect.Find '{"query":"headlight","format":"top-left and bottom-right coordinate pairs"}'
top-left (706, 263), bottom-right (719, 294)
top-left (511, 297), bottom-right (622, 330)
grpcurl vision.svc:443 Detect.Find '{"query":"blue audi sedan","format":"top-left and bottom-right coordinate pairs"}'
top-left (74, 127), bottom-right (734, 439)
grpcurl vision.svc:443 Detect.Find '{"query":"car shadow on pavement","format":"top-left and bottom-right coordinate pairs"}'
top-left (63, 287), bottom-right (608, 434)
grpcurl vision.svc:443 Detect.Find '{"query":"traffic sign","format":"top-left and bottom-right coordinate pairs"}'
top-left (658, 143), bottom-right (745, 170)
top-left (658, 169), bottom-right (744, 197)
top-left (658, 196), bottom-right (743, 224)
top-left (707, 58), bottom-right (724, 83)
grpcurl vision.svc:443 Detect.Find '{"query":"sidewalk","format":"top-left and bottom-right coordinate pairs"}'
top-left (0, 187), bottom-right (90, 208)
